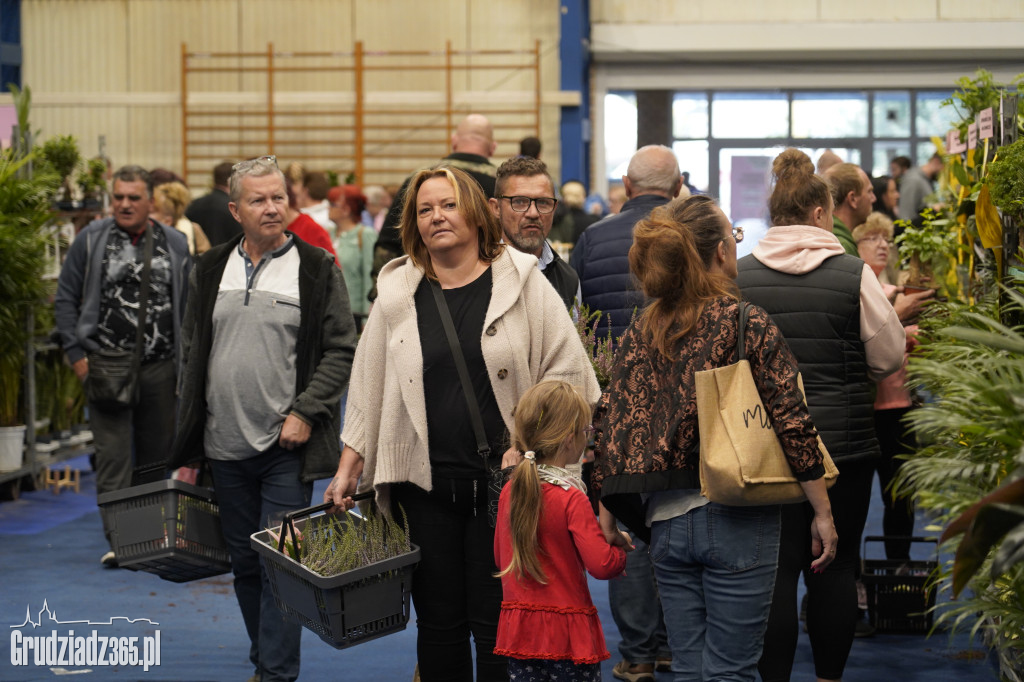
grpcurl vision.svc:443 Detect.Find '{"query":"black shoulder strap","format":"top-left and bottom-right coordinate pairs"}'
top-left (428, 279), bottom-right (491, 462)
top-left (133, 224), bottom-right (155, 370)
top-left (736, 300), bottom-right (749, 362)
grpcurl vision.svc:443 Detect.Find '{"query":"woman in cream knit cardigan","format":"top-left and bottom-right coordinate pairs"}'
top-left (325, 166), bottom-right (600, 682)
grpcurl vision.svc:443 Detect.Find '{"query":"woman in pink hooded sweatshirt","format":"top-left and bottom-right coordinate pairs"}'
top-left (736, 149), bottom-right (905, 682)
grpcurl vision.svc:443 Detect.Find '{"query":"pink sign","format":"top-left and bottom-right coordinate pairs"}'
top-left (947, 129), bottom-right (967, 154)
top-left (967, 123), bottom-right (978, 150)
top-left (978, 108), bottom-right (994, 139)
top-left (0, 106), bottom-right (16, 149)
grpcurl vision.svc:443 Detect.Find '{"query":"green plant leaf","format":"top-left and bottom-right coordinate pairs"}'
top-left (992, 521), bottom-right (1024, 577)
top-left (951, 160), bottom-right (971, 188)
top-left (943, 478), bottom-right (1024, 542)
top-left (951, 501), bottom-right (1024, 597)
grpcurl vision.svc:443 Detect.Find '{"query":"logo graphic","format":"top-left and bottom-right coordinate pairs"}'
top-left (10, 600), bottom-right (161, 671)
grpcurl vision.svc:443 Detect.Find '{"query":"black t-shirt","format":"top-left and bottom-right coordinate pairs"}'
top-left (415, 267), bottom-right (506, 479)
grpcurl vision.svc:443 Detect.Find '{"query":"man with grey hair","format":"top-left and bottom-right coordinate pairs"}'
top-left (170, 156), bottom-right (357, 682)
top-left (570, 144), bottom-right (684, 340)
top-left (569, 145), bottom-right (682, 681)
top-left (55, 164), bottom-right (192, 567)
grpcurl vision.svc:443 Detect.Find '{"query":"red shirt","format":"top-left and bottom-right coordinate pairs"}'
top-left (287, 213), bottom-right (338, 266)
top-left (494, 481), bottom-right (626, 664)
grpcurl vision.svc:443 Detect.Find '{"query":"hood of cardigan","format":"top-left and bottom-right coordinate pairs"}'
top-left (751, 224), bottom-right (846, 276)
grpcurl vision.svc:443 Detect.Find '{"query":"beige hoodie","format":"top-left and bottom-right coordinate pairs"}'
top-left (751, 224), bottom-right (904, 381)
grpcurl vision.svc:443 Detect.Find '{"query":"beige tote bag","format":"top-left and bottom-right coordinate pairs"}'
top-left (696, 302), bottom-right (839, 506)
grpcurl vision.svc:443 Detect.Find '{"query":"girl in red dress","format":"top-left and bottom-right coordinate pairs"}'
top-left (495, 380), bottom-right (631, 681)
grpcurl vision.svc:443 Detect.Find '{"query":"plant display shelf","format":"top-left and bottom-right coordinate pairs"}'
top-left (0, 309), bottom-right (92, 500)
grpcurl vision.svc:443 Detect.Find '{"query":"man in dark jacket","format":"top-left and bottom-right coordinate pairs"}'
top-left (55, 165), bottom-right (192, 568)
top-left (170, 156), bottom-right (356, 682)
top-left (184, 161), bottom-right (242, 246)
top-left (369, 114), bottom-right (498, 302)
top-left (569, 144), bottom-right (683, 680)
top-left (490, 156), bottom-right (580, 311)
top-left (570, 144), bottom-right (684, 341)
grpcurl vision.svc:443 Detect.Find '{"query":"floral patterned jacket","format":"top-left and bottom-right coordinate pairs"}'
top-left (592, 296), bottom-right (825, 499)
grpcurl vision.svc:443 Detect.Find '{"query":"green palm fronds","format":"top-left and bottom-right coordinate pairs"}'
top-left (895, 277), bottom-right (1024, 664)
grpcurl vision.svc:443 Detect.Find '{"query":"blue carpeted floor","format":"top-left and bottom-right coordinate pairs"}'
top-left (0, 457), bottom-right (996, 681)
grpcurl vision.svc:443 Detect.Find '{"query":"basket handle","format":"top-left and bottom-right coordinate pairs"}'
top-left (861, 535), bottom-right (939, 559)
top-left (277, 491), bottom-right (374, 554)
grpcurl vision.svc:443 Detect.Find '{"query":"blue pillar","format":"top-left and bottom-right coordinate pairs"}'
top-left (559, 0), bottom-right (590, 190)
top-left (0, 0), bottom-right (22, 89)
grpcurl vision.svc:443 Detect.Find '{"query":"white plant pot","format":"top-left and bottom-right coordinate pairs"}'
top-left (0, 425), bottom-right (26, 471)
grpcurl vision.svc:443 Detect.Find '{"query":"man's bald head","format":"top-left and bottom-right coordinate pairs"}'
top-left (623, 145), bottom-right (682, 199)
top-left (451, 114), bottom-right (497, 158)
top-left (816, 149), bottom-right (843, 175)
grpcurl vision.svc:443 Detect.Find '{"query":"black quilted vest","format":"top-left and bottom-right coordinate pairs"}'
top-left (736, 252), bottom-right (879, 463)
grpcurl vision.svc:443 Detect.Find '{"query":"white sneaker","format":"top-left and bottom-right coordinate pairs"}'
top-left (100, 551), bottom-right (117, 568)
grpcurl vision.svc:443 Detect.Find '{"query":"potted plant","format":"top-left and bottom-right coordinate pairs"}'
top-left (38, 134), bottom-right (80, 209)
top-left (252, 502), bottom-right (421, 649)
top-left (987, 138), bottom-right (1024, 227)
top-left (0, 87), bottom-right (61, 470)
top-left (895, 209), bottom-right (963, 295)
top-left (894, 282), bottom-right (1024, 679)
top-left (77, 157), bottom-right (108, 210)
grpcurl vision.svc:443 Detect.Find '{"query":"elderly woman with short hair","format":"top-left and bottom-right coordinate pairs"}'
top-left (854, 212), bottom-right (919, 563)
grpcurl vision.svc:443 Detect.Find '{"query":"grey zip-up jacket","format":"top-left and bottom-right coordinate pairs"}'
top-left (54, 217), bottom-right (192, 372)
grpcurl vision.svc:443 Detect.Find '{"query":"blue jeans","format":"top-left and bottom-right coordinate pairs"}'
top-left (608, 530), bottom-right (670, 665)
top-left (209, 448), bottom-right (313, 682)
top-left (650, 503), bottom-right (781, 682)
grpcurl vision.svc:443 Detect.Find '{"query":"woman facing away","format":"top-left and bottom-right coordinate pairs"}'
top-left (594, 194), bottom-right (838, 682)
top-left (494, 380), bottom-right (630, 681)
top-left (737, 149), bottom-right (905, 682)
top-left (324, 165), bottom-right (601, 682)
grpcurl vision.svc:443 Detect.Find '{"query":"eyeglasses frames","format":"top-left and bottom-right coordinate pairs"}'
top-left (232, 155), bottom-right (278, 173)
top-left (721, 225), bottom-right (743, 245)
top-left (858, 234), bottom-right (894, 247)
top-left (499, 195), bottom-right (558, 214)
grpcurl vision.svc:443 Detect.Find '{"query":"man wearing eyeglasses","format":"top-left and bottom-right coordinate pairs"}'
top-left (170, 156), bottom-right (357, 682)
top-left (55, 165), bottom-right (193, 568)
top-left (490, 156), bottom-right (580, 310)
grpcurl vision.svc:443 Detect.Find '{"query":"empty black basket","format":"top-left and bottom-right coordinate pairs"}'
top-left (250, 502), bottom-right (419, 650)
top-left (97, 479), bottom-right (231, 583)
top-left (861, 535), bottom-right (938, 633)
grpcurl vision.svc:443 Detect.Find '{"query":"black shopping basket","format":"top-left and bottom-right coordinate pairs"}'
top-left (861, 535), bottom-right (938, 633)
top-left (97, 479), bottom-right (231, 583)
top-left (250, 497), bottom-right (420, 650)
